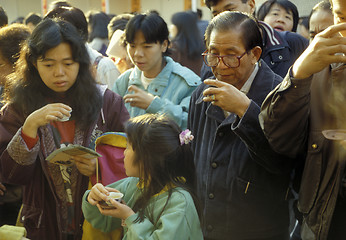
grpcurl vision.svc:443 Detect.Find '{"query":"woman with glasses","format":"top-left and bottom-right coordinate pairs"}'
top-left (112, 13), bottom-right (201, 129)
top-left (188, 11), bottom-right (295, 240)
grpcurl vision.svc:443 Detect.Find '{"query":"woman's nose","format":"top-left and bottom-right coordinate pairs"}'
top-left (54, 64), bottom-right (64, 77)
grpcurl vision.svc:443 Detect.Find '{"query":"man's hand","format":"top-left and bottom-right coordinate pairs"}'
top-left (203, 79), bottom-right (251, 118)
top-left (292, 23), bottom-right (346, 79)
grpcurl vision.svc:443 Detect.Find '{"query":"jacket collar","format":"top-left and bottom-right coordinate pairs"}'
top-left (127, 56), bottom-right (174, 88)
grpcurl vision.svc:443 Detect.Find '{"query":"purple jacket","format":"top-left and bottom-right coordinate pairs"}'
top-left (0, 86), bottom-right (129, 240)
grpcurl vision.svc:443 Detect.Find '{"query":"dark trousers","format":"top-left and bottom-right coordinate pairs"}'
top-left (327, 195), bottom-right (346, 240)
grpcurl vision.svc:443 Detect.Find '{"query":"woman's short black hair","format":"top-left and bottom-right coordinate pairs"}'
top-left (125, 13), bottom-right (170, 55)
top-left (205, 11), bottom-right (263, 52)
top-left (257, 0), bottom-right (299, 32)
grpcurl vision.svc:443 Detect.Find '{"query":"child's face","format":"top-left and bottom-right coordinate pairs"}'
top-left (264, 3), bottom-right (294, 32)
top-left (124, 142), bottom-right (140, 177)
top-left (126, 30), bottom-right (168, 78)
top-left (36, 42), bottom-right (79, 94)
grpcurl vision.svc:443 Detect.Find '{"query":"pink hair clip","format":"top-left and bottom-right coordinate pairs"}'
top-left (179, 129), bottom-right (194, 145)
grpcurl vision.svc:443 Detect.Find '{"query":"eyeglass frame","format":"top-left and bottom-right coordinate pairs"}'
top-left (201, 50), bottom-right (249, 68)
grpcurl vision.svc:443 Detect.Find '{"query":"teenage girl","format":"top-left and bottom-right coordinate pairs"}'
top-left (82, 114), bottom-right (203, 239)
top-left (112, 13), bottom-right (201, 129)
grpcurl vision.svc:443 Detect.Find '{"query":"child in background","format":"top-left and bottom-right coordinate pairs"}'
top-left (112, 13), bottom-right (200, 129)
top-left (82, 114), bottom-right (203, 240)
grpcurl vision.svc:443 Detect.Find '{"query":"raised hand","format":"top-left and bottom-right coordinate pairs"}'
top-left (292, 23), bottom-right (346, 79)
top-left (23, 103), bottom-right (72, 138)
top-left (123, 85), bottom-right (155, 110)
top-left (203, 79), bottom-right (251, 118)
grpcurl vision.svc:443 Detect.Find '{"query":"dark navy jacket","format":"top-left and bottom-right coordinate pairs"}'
top-left (200, 22), bottom-right (308, 80)
top-left (188, 60), bottom-right (294, 239)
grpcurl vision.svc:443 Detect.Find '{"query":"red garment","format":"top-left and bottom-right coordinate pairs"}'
top-left (21, 130), bottom-right (39, 150)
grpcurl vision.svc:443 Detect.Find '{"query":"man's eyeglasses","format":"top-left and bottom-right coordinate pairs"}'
top-left (202, 50), bottom-right (248, 68)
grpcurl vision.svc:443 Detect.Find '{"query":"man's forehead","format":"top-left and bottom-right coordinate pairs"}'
top-left (212, 0), bottom-right (243, 9)
top-left (332, 0), bottom-right (346, 16)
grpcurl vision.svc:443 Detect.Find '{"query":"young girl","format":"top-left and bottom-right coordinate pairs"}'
top-left (112, 13), bottom-right (201, 129)
top-left (257, 0), bottom-right (299, 32)
top-left (82, 114), bottom-right (203, 239)
top-left (0, 18), bottom-right (129, 239)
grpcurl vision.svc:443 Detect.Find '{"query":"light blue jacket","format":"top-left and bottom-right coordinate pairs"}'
top-left (82, 177), bottom-right (203, 240)
top-left (112, 56), bottom-right (200, 129)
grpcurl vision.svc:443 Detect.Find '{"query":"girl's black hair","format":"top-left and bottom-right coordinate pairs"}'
top-left (125, 13), bottom-right (170, 56)
top-left (171, 11), bottom-right (205, 60)
top-left (125, 114), bottom-right (200, 224)
top-left (257, 0), bottom-right (299, 32)
top-left (4, 18), bottom-right (102, 130)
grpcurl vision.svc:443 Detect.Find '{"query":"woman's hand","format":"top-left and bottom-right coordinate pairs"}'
top-left (23, 103), bottom-right (72, 138)
top-left (124, 85), bottom-right (155, 110)
top-left (0, 182), bottom-right (6, 196)
top-left (74, 156), bottom-right (96, 177)
top-left (97, 198), bottom-right (135, 220)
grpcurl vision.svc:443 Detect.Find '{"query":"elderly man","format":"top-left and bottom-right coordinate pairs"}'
top-left (201, 0), bottom-right (308, 79)
top-left (260, 0), bottom-right (346, 239)
top-left (188, 11), bottom-right (294, 240)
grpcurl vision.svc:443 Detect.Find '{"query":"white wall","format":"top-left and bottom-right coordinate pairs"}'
top-left (0, 0), bottom-right (325, 25)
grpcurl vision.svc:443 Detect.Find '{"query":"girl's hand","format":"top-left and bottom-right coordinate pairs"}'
top-left (0, 182), bottom-right (6, 196)
top-left (97, 199), bottom-right (135, 220)
top-left (74, 156), bottom-right (96, 177)
top-left (87, 183), bottom-right (110, 205)
top-left (124, 85), bottom-right (155, 110)
top-left (23, 103), bottom-right (72, 138)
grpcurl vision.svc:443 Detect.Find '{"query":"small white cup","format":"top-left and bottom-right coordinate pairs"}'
top-left (106, 192), bottom-right (124, 206)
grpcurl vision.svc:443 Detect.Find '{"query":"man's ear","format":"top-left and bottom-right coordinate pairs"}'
top-left (251, 46), bottom-right (262, 64)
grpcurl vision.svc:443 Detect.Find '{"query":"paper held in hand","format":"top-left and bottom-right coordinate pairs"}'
top-left (46, 145), bottom-right (102, 166)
